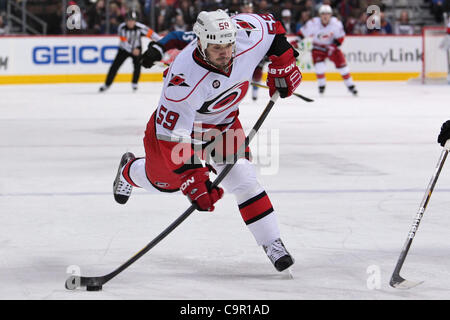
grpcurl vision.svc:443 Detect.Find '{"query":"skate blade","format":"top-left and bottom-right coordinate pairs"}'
top-left (283, 267), bottom-right (294, 279)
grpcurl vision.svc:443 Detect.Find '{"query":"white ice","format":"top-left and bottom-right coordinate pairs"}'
top-left (1, 80), bottom-right (450, 300)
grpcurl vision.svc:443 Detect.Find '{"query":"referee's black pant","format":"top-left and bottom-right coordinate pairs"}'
top-left (104, 48), bottom-right (141, 86)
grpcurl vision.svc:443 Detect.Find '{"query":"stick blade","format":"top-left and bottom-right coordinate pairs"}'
top-left (390, 273), bottom-right (423, 289)
top-left (65, 275), bottom-right (106, 291)
top-left (294, 93), bottom-right (314, 102)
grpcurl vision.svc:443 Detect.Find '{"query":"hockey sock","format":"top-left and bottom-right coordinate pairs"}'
top-left (214, 159), bottom-right (281, 245)
top-left (316, 74), bottom-right (326, 87)
top-left (123, 158), bottom-right (160, 193)
top-left (314, 61), bottom-right (327, 87)
top-left (238, 191), bottom-right (280, 246)
top-left (337, 66), bottom-right (355, 87)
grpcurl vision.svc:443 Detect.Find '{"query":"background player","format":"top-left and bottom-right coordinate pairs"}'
top-left (114, 10), bottom-right (302, 273)
top-left (441, 15), bottom-right (450, 84)
top-left (296, 4), bottom-right (358, 96)
top-left (99, 10), bottom-right (161, 92)
top-left (448, 17), bottom-right (450, 84)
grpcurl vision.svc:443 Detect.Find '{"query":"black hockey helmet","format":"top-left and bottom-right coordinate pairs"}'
top-left (126, 10), bottom-right (138, 21)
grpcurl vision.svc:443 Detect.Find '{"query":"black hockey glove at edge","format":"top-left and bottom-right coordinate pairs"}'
top-left (438, 120), bottom-right (450, 147)
top-left (140, 42), bottom-right (164, 69)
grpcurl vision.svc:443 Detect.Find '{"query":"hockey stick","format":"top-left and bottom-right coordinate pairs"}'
top-left (390, 140), bottom-right (450, 289)
top-left (251, 82), bottom-right (314, 102)
top-left (65, 91), bottom-right (280, 291)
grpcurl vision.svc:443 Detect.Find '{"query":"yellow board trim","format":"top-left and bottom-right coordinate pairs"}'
top-left (425, 72), bottom-right (448, 79)
top-left (0, 73), bottom-right (164, 85)
top-left (0, 72), bottom-right (420, 85)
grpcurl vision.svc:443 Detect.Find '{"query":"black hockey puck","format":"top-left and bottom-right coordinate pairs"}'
top-left (86, 285), bottom-right (102, 291)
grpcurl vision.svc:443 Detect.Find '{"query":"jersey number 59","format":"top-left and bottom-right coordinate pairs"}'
top-left (156, 105), bottom-right (179, 130)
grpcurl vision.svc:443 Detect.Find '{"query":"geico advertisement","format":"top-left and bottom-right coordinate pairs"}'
top-left (0, 36), bottom-right (421, 75)
top-left (0, 36), bottom-right (157, 75)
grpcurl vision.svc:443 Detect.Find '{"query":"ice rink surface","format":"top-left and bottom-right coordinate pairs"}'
top-left (1, 80), bottom-right (450, 300)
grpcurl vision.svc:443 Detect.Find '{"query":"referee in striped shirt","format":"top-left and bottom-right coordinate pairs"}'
top-left (99, 11), bottom-right (161, 92)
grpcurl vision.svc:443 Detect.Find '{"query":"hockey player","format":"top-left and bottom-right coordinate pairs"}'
top-left (296, 4), bottom-right (357, 95)
top-left (447, 18), bottom-right (450, 37)
top-left (447, 19), bottom-right (450, 84)
top-left (99, 11), bottom-right (161, 92)
top-left (114, 10), bottom-right (302, 272)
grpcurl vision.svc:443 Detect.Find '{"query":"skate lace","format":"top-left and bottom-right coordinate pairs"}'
top-left (115, 179), bottom-right (132, 195)
top-left (264, 239), bottom-right (288, 263)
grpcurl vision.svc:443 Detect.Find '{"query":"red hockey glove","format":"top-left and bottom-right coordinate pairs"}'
top-left (180, 167), bottom-right (224, 212)
top-left (267, 48), bottom-right (302, 98)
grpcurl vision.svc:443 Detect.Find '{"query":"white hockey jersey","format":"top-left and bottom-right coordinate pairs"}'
top-left (154, 13), bottom-right (278, 150)
top-left (299, 17), bottom-right (345, 48)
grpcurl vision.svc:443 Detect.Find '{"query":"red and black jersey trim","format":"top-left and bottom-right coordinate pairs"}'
top-left (173, 154), bottom-right (203, 175)
top-left (267, 34), bottom-right (299, 58)
top-left (238, 191), bottom-right (274, 225)
top-left (296, 30), bottom-right (305, 39)
top-left (192, 48), bottom-right (233, 77)
top-left (333, 37), bottom-right (344, 47)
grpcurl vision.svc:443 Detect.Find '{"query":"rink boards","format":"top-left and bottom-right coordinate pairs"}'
top-left (0, 34), bottom-right (422, 84)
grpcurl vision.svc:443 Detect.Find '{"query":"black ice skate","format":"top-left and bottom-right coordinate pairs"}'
top-left (113, 152), bottom-right (135, 204)
top-left (348, 85), bottom-right (358, 96)
top-left (99, 85), bottom-right (109, 93)
top-left (263, 238), bottom-right (294, 272)
top-left (132, 83), bottom-right (138, 92)
top-left (319, 85), bottom-right (325, 95)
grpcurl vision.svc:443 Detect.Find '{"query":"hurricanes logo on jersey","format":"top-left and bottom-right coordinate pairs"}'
top-left (197, 81), bottom-right (249, 115)
top-left (168, 73), bottom-right (190, 87)
top-left (318, 32), bottom-right (334, 41)
top-left (235, 19), bottom-right (256, 37)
